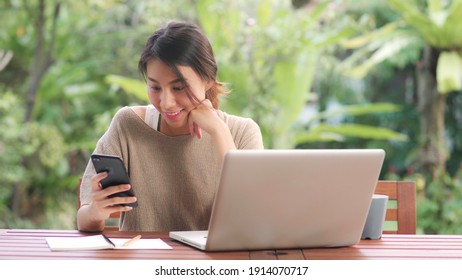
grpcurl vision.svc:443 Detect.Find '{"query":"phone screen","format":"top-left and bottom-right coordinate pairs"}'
top-left (91, 154), bottom-right (138, 207)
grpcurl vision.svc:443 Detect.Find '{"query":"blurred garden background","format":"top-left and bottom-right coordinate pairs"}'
top-left (1, 0), bottom-right (461, 233)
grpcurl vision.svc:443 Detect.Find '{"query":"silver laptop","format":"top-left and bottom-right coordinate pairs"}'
top-left (169, 149), bottom-right (385, 251)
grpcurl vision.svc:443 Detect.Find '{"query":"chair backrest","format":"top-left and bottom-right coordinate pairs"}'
top-left (374, 181), bottom-right (416, 234)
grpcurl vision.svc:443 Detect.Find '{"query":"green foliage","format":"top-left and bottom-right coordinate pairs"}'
top-left (295, 103), bottom-right (409, 144)
top-left (416, 167), bottom-right (462, 234)
top-left (0, 91), bottom-right (68, 228)
top-left (341, 26), bottom-right (423, 78)
top-left (105, 75), bottom-right (148, 102)
top-left (197, 0), bottom-right (356, 148)
top-left (1, 0), bottom-right (461, 233)
top-left (383, 164), bottom-right (462, 234)
top-left (437, 51), bottom-right (462, 94)
top-left (386, 0), bottom-right (462, 94)
top-left (0, 0), bottom-right (205, 229)
top-left (296, 124), bottom-right (408, 143)
top-left (0, 92), bottom-right (27, 185)
top-left (307, 103), bottom-right (402, 122)
top-left (346, 0), bottom-right (462, 93)
top-left (0, 93), bottom-right (26, 228)
top-left (387, 0), bottom-right (462, 48)
top-left (338, 0), bottom-right (462, 205)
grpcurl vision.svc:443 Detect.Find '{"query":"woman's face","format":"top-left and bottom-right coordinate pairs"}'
top-left (146, 59), bottom-right (209, 136)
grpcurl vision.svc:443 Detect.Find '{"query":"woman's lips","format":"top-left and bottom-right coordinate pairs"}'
top-left (164, 110), bottom-right (182, 120)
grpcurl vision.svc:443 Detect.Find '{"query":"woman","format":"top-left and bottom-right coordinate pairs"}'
top-left (77, 22), bottom-right (264, 232)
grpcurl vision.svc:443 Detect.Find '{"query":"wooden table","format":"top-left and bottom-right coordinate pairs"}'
top-left (2, 229), bottom-right (462, 260)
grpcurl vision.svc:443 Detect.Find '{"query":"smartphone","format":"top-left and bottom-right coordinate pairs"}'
top-left (90, 154), bottom-right (138, 207)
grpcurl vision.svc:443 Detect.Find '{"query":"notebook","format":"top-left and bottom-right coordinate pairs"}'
top-left (169, 149), bottom-right (385, 251)
top-left (46, 234), bottom-right (172, 251)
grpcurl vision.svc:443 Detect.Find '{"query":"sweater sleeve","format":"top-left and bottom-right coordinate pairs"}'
top-left (234, 118), bottom-right (264, 149)
top-left (219, 111), bottom-right (264, 150)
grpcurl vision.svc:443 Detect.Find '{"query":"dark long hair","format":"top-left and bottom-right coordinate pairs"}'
top-left (138, 21), bottom-right (228, 109)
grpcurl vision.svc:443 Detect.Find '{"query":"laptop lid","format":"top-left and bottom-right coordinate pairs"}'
top-left (170, 149), bottom-right (385, 251)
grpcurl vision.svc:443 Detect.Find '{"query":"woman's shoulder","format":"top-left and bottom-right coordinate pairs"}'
top-left (105, 106), bottom-right (148, 133)
top-left (218, 110), bottom-right (263, 149)
top-left (129, 105), bottom-right (147, 119)
top-left (218, 110), bottom-right (262, 136)
top-left (116, 106), bottom-right (146, 119)
top-left (112, 106), bottom-right (146, 123)
top-left (218, 110), bottom-right (259, 128)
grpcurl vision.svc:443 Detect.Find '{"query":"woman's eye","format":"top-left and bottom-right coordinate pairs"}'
top-left (148, 86), bottom-right (161, 91)
top-left (173, 86), bottom-right (185, 92)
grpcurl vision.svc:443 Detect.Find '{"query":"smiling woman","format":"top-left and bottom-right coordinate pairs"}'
top-left (77, 21), bottom-right (264, 233)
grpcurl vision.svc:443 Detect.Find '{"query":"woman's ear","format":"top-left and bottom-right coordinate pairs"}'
top-left (205, 80), bottom-right (215, 92)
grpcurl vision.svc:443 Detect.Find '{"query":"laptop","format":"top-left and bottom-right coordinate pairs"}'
top-left (169, 149), bottom-right (385, 251)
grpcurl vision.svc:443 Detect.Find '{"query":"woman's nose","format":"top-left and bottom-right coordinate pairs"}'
top-left (160, 90), bottom-right (176, 108)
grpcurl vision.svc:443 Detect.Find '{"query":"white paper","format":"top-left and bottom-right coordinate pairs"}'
top-left (46, 235), bottom-right (172, 251)
top-left (111, 238), bottom-right (172, 250)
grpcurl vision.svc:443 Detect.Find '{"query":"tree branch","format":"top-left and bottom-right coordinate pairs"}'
top-left (25, 0), bottom-right (61, 122)
top-left (46, 2), bottom-right (61, 68)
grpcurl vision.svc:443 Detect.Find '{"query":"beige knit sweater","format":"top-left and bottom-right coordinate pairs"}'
top-left (80, 106), bottom-right (264, 231)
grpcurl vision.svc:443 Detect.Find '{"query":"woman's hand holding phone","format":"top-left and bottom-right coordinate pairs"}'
top-left (88, 154), bottom-right (138, 221)
top-left (89, 172), bottom-right (137, 220)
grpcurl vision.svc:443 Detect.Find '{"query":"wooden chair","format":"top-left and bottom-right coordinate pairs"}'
top-left (374, 181), bottom-right (416, 234)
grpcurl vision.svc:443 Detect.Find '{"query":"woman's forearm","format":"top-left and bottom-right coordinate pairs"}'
top-left (77, 204), bottom-right (106, 232)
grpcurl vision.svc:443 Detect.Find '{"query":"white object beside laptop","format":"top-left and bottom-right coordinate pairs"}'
top-left (169, 149), bottom-right (385, 251)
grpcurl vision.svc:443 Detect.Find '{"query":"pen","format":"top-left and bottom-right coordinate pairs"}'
top-left (102, 234), bottom-right (116, 247)
top-left (123, 235), bottom-right (142, 247)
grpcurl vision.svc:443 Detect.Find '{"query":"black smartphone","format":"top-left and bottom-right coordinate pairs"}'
top-left (90, 154), bottom-right (138, 207)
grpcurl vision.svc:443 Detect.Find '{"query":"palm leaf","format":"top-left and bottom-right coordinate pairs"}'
top-left (437, 51), bottom-right (462, 94)
top-left (307, 103), bottom-right (402, 124)
top-left (295, 123), bottom-right (408, 144)
top-left (105, 75), bottom-right (148, 101)
top-left (343, 31), bottom-right (421, 78)
top-left (340, 22), bottom-right (399, 49)
top-left (272, 51), bottom-right (317, 125)
top-left (387, 0), bottom-right (462, 48)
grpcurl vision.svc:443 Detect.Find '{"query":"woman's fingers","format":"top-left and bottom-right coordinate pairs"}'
top-left (194, 122), bottom-right (202, 139)
top-left (89, 172), bottom-right (136, 218)
top-left (188, 113), bottom-right (202, 139)
top-left (103, 195), bottom-right (137, 208)
top-left (90, 172), bottom-right (108, 191)
top-left (188, 98), bottom-right (217, 138)
top-left (188, 114), bottom-right (195, 136)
